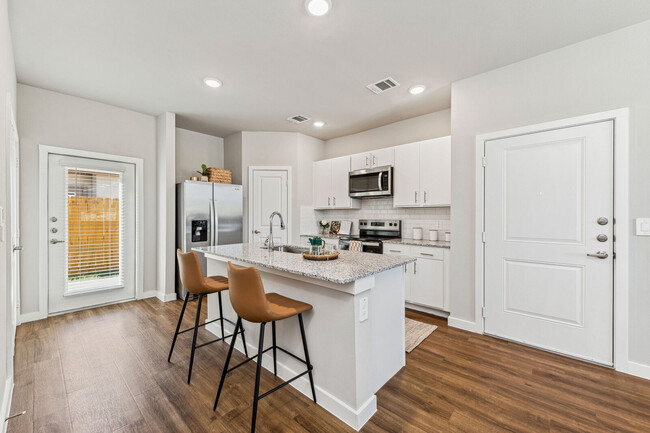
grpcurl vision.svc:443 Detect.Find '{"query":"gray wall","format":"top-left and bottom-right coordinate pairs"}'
top-left (17, 84), bottom-right (158, 314)
top-left (450, 20), bottom-right (650, 367)
top-left (324, 109), bottom-right (450, 159)
top-left (0, 0), bottom-right (16, 410)
top-left (175, 128), bottom-right (224, 183)
top-left (157, 113), bottom-right (176, 299)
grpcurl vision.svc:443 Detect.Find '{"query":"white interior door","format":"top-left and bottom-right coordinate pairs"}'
top-left (484, 121), bottom-right (614, 365)
top-left (250, 169), bottom-right (289, 245)
top-left (48, 154), bottom-right (136, 314)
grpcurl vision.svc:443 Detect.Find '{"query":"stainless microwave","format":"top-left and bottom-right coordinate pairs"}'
top-left (349, 165), bottom-right (393, 198)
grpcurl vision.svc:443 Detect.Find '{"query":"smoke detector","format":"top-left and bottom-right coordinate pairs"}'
top-left (286, 115), bottom-right (311, 124)
top-left (366, 77), bottom-right (400, 94)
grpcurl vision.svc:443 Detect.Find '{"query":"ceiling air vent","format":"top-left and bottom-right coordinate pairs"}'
top-left (287, 114), bottom-right (311, 124)
top-left (366, 77), bottom-right (400, 94)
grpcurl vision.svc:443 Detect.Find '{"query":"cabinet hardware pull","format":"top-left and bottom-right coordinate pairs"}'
top-left (389, 250), bottom-right (401, 252)
top-left (420, 253), bottom-right (434, 256)
top-left (424, 191), bottom-right (427, 203)
top-left (328, 197), bottom-right (331, 206)
top-left (415, 191), bottom-right (418, 203)
top-left (333, 197), bottom-right (336, 206)
top-left (414, 262), bottom-right (417, 274)
top-left (373, 155), bottom-right (377, 165)
top-left (366, 155), bottom-right (369, 167)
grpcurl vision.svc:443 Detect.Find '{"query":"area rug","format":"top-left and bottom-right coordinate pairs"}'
top-left (405, 318), bottom-right (437, 353)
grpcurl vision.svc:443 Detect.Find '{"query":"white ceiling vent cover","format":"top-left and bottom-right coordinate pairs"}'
top-left (366, 77), bottom-right (400, 94)
top-left (286, 114), bottom-right (311, 124)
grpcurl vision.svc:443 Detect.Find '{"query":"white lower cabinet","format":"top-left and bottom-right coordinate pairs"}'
top-left (384, 243), bottom-right (449, 312)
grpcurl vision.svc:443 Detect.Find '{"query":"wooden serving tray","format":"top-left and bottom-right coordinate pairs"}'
top-left (302, 251), bottom-right (340, 261)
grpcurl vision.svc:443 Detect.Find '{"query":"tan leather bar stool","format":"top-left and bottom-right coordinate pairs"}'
top-left (169, 250), bottom-right (248, 384)
top-left (213, 262), bottom-right (316, 433)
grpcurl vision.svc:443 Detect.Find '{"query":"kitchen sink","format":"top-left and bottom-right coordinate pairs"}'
top-left (262, 245), bottom-right (308, 254)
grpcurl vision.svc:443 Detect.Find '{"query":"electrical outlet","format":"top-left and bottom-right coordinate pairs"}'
top-left (359, 297), bottom-right (369, 322)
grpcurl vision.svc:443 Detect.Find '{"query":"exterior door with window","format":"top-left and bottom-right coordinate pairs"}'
top-left (48, 154), bottom-right (136, 313)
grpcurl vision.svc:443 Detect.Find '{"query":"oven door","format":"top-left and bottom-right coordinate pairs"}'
top-left (362, 241), bottom-right (383, 254)
top-left (349, 166), bottom-right (392, 197)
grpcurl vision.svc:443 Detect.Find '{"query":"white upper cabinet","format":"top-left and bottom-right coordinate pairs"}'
top-left (350, 148), bottom-right (395, 171)
top-left (393, 142), bottom-right (421, 206)
top-left (394, 136), bottom-right (451, 207)
top-left (313, 156), bottom-right (360, 210)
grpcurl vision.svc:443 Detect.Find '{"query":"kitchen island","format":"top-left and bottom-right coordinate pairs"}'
top-left (194, 243), bottom-right (414, 430)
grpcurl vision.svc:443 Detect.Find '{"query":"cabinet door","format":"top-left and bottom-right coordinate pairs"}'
top-left (371, 147), bottom-right (395, 167)
top-left (393, 143), bottom-right (420, 206)
top-left (383, 244), bottom-right (412, 302)
top-left (350, 153), bottom-right (371, 171)
top-left (313, 160), bottom-right (332, 209)
top-left (330, 156), bottom-right (352, 208)
top-left (411, 257), bottom-right (444, 309)
top-left (420, 136), bottom-right (451, 206)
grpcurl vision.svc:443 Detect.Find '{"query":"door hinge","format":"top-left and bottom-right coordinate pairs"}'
top-left (482, 307), bottom-right (487, 318)
top-left (482, 156), bottom-right (487, 167)
top-left (482, 232), bottom-right (486, 243)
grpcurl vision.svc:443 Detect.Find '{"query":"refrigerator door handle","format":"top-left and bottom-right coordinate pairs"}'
top-left (213, 199), bottom-right (219, 246)
top-left (209, 199), bottom-right (215, 246)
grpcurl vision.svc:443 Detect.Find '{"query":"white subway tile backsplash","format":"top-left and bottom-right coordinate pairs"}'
top-left (303, 198), bottom-right (451, 238)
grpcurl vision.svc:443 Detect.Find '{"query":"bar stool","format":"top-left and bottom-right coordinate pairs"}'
top-left (213, 262), bottom-right (316, 433)
top-left (169, 250), bottom-right (248, 384)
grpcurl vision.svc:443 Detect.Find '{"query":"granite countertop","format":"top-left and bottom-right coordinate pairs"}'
top-left (383, 239), bottom-right (451, 248)
top-left (194, 243), bottom-right (415, 284)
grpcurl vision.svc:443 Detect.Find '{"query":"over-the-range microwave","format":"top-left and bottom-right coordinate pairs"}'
top-left (348, 165), bottom-right (393, 198)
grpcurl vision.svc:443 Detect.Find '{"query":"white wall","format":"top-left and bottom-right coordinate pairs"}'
top-left (224, 132), bottom-right (325, 243)
top-left (0, 0), bottom-right (16, 420)
top-left (324, 109), bottom-right (450, 159)
top-left (17, 84), bottom-right (158, 315)
top-left (450, 20), bottom-right (650, 369)
top-left (175, 128), bottom-right (224, 183)
top-left (157, 113), bottom-right (175, 300)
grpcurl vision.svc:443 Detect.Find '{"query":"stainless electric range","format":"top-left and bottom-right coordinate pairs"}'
top-left (338, 219), bottom-right (401, 254)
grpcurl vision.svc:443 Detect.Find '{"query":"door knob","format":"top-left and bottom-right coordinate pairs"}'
top-left (253, 230), bottom-right (261, 234)
top-left (12, 245), bottom-right (23, 251)
top-left (587, 251), bottom-right (608, 259)
top-left (50, 239), bottom-right (65, 244)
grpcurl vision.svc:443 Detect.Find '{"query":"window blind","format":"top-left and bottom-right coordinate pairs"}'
top-left (65, 168), bottom-right (124, 294)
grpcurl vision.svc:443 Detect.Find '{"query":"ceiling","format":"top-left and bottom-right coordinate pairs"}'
top-left (9, 1), bottom-right (650, 140)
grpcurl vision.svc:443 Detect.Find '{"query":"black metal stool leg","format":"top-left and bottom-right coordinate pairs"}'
top-left (168, 292), bottom-right (190, 362)
top-left (298, 313), bottom-right (317, 403)
top-left (251, 322), bottom-right (266, 433)
top-left (272, 321), bottom-right (277, 376)
top-left (240, 321), bottom-right (249, 357)
top-left (218, 291), bottom-right (225, 338)
top-left (214, 317), bottom-right (241, 411)
top-left (187, 294), bottom-right (204, 384)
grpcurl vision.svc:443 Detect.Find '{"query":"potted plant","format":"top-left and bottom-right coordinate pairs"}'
top-left (318, 220), bottom-right (330, 235)
top-left (196, 164), bottom-right (209, 182)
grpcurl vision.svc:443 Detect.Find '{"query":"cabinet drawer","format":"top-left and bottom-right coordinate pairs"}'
top-left (383, 244), bottom-right (410, 255)
top-left (411, 246), bottom-right (444, 260)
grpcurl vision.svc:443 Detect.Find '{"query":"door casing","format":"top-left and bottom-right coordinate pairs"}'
top-left (247, 166), bottom-right (292, 245)
top-left (35, 145), bottom-right (144, 321)
top-left (472, 108), bottom-right (630, 373)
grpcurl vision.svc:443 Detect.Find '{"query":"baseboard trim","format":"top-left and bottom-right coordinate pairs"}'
top-left (405, 303), bottom-right (449, 318)
top-left (142, 291), bottom-right (177, 302)
top-left (448, 316), bottom-right (482, 334)
top-left (19, 311), bottom-right (47, 323)
top-left (1, 376), bottom-right (14, 433)
top-left (206, 322), bottom-right (376, 431)
top-left (627, 361), bottom-right (650, 381)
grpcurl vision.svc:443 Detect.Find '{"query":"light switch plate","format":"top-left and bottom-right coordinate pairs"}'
top-left (359, 297), bottom-right (369, 322)
top-left (636, 218), bottom-right (650, 236)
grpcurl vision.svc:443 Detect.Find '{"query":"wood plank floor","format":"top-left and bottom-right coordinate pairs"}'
top-left (8, 298), bottom-right (650, 433)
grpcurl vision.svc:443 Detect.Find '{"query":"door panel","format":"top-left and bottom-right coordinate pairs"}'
top-left (213, 184), bottom-right (243, 246)
top-left (371, 148), bottom-right (394, 167)
top-left (420, 137), bottom-right (451, 206)
top-left (251, 169), bottom-right (288, 245)
top-left (48, 154), bottom-right (136, 314)
top-left (484, 121), bottom-right (614, 365)
top-left (411, 257), bottom-right (444, 309)
top-left (313, 160), bottom-right (331, 209)
top-left (331, 156), bottom-right (351, 208)
top-left (350, 153), bottom-right (370, 171)
top-left (393, 143), bottom-right (420, 206)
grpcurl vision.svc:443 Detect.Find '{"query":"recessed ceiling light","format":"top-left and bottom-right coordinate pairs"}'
top-left (203, 77), bottom-right (222, 88)
top-left (305, 0), bottom-right (331, 16)
top-left (409, 85), bottom-right (426, 95)
top-left (313, 121), bottom-right (325, 127)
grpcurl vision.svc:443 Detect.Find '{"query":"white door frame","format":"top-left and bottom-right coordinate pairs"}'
top-left (37, 145), bottom-right (145, 320)
top-left (248, 166), bottom-right (292, 245)
top-left (474, 108), bottom-right (630, 373)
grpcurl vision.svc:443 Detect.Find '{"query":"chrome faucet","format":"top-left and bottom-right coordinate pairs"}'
top-left (268, 211), bottom-right (286, 251)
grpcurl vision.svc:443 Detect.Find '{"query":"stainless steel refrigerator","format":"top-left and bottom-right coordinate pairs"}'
top-left (176, 181), bottom-right (243, 299)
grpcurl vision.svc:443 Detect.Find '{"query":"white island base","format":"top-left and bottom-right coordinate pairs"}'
top-left (204, 254), bottom-right (406, 431)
